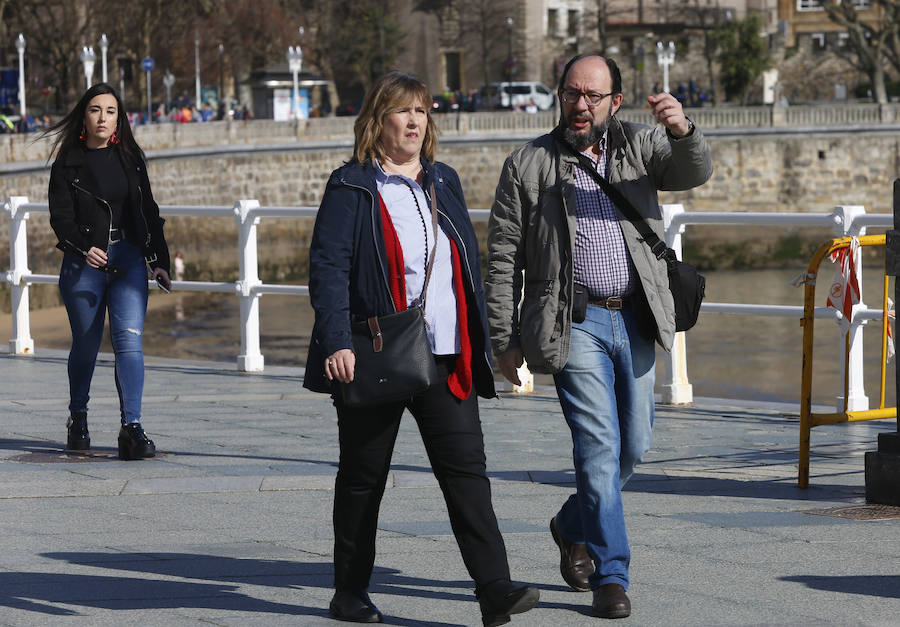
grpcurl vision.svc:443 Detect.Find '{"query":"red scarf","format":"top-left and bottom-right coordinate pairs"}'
top-left (379, 194), bottom-right (472, 400)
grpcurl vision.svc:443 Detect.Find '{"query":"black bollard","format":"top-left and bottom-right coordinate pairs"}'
top-left (865, 178), bottom-right (900, 505)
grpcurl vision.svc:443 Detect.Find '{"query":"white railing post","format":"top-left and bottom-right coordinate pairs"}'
top-left (4, 196), bottom-right (35, 355)
top-left (234, 199), bottom-right (264, 372)
top-left (661, 203), bottom-right (693, 404)
top-left (832, 204), bottom-right (869, 412)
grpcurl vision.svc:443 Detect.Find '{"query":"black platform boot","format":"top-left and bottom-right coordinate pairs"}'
top-left (118, 423), bottom-right (156, 460)
top-left (66, 412), bottom-right (90, 451)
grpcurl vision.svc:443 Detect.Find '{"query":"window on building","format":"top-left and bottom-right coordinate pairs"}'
top-left (568, 10), bottom-right (579, 38)
top-left (548, 9), bottom-right (559, 37)
top-left (443, 51), bottom-right (461, 91)
top-left (811, 32), bottom-right (826, 51)
top-left (838, 32), bottom-right (849, 47)
top-left (797, 0), bottom-right (823, 10)
top-left (798, 0), bottom-right (867, 10)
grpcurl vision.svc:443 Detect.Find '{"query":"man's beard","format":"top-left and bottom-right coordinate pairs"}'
top-left (560, 102), bottom-right (614, 151)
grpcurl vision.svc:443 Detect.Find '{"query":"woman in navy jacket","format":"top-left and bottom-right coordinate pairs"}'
top-left (304, 71), bottom-right (538, 626)
top-left (45, 83), bottom-right (170, 461)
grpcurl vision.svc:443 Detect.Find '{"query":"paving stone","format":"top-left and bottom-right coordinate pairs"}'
top-left (1, 350), bottom-right (898, 625)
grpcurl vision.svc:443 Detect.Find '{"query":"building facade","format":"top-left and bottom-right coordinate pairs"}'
top-left (394, 0), bottom-right (888, 105)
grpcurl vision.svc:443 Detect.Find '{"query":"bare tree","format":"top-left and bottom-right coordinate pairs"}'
top-left (874, 0), bottom-right (900, 77)
top-left (416, 0), bottom-right (517, 87)
top-left (587, 0), bottom-right (638, 56)
top-left (823, 0), bottom-right (897, 104)
top-left (7, 0), bottom-right (406, 116)
top-left (6, 1), bottom-right (96, 110)
top-left (678, 0), bottom-right (730, 107)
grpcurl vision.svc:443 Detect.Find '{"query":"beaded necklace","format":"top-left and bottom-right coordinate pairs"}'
top-left (401, 179), bottom-right (429, 281)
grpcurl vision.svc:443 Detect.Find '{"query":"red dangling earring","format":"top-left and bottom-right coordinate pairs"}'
top-left (110, 128), bottom-right (120, 145)
top-left (79, 125), bottom-right (86, 141)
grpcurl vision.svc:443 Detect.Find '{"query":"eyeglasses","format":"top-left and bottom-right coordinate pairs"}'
top-left (560, 90), bottom-right (613, 107)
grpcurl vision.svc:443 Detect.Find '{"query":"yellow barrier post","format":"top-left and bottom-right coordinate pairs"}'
top-left (798, 234), bottom-right (898, 488)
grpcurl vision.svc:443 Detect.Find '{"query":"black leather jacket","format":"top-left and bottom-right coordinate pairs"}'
top-left (48, 144), bottom-right (170, 273)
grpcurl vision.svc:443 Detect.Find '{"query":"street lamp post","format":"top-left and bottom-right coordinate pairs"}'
top-left (15, 34), bottom-right (25, 126)
top-left (287, 45), bottom-right (303, 121)
top-left (163, 70), bottom-right (175, 110)
top-left (217, 43), bottom-right (224, 111)
top-left (80, 46), bottom-right (97, 90)
top-left (99, 34), bottom-right (109, 83)
top-left (194, 32), bottom-right (201, 107)
top-left (655, 40), bottom-right (675, 94)
top-left (505, 17), bottom-right (513, 82)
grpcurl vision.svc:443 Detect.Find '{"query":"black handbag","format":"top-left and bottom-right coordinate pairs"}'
top-left (339, 307), bottom-right (438, 407)
top-left (338, 185), bottom-right (440, 407)
top-left (567, 146), bottom-right (706, 332)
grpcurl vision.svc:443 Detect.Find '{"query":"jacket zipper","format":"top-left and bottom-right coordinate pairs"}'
top-left (136, 184), bottom-right (151, 246)
top-left (72, 181), bottom-right (113, 250)
top-left (557, 161), bottom-right (576, 351)
top-left (340, 179), bottom-right (396, 313)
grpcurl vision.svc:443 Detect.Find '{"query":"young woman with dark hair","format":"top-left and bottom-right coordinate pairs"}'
top-left (43, 83), bottom-right (171, 460)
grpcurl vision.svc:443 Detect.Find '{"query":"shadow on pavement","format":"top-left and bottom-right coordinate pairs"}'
top-left (36, 553), bottom-right (487, 625)
top-left (780, 575), bottom-right (900, 598)
top-left (625, 472), bottom-right (861, 500)
top-left (0, 571), bottom-right (315, 617)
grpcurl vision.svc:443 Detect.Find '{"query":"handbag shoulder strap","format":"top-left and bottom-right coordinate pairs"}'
top-left (418, 183), bottom-right (439, 308)
top-left (559, 137), bottom-right (669, 261)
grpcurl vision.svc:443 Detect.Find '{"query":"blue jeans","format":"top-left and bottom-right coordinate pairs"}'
top-left (552, 304), bottom-right (656, 590)
top-left (59, 240), bottom-right (149, 424)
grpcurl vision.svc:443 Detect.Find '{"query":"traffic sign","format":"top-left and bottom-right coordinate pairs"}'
top-left (141, 57), bottom-right (155, 72)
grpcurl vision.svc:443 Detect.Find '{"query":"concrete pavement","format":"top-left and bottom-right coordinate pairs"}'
top-left (1, 348), bottom-right (899, 626)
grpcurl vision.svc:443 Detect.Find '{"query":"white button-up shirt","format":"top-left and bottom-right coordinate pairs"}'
top-left (375, 162), bottom-right (460, 355)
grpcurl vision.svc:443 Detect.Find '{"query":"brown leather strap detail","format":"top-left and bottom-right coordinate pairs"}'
top-left (367, 317), bottom-right (383, 352)
top-left (588, 295), bottom-right (629, 310)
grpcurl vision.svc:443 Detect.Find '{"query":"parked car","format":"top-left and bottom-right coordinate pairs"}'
top-left (480, 81), bottom-right (556, 111)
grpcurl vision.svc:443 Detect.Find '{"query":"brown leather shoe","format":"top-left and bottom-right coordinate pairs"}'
top-left (549, 516), bottom-right (593, 592)
top-left (592, 583), bottom-right (631, 619)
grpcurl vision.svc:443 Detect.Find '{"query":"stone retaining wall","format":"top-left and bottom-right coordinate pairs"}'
top-left (3, 131), bottom-right (896, 213)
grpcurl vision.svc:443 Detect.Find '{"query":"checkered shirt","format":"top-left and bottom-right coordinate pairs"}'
top-left (572, 138), bottom-right (634, 298)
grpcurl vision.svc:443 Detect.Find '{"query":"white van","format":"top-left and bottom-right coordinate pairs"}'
top-left (481, 81), bottom-right (556, 111)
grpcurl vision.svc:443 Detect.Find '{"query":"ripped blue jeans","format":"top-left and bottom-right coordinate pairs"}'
top-left (59, 239), bottom-right (149, 424)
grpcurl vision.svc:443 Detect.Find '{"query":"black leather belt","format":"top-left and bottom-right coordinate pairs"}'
top-left (588, 295), bottom-right (629, 310)
top-left (109, 227), bottom-right (125, 242)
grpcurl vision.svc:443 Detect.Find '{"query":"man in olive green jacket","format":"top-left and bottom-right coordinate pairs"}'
top-left (485, 54), bottom-right (712, 620)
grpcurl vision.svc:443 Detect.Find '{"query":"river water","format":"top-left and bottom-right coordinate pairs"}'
top-left (134, 267), bottom-right (896, 408)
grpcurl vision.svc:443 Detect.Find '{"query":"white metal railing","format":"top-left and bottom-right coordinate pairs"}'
top-left (661, 203), bottom-right (889, 407)
top-left (2, 196), bottom-right (891, 408)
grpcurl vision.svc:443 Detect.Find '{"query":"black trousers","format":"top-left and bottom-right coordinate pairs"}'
top-left (332, 357), bottom-right (511, 592)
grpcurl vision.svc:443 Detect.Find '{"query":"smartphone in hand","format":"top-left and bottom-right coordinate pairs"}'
top-left (156, 276), bottom-right (171, 293)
